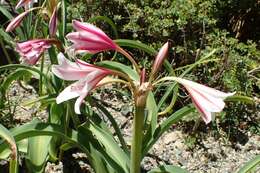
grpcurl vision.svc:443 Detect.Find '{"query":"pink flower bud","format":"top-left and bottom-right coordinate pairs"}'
top-left (5, 10), bottom-right (30, 32)
top-left (66, 20), bottom-right (117, 54)
top-left (150, 42), bottom-right (169, 80)
top-left (49, 7), bottom-right (58, 37)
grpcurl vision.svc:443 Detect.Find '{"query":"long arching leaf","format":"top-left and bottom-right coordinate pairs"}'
top-left (0, 124), bottom-right (18, 173)
top-left (237, 155), bottom-right (260, 173)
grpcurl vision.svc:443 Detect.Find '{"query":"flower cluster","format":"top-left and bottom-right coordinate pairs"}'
top-left (7, 6), bottom-right (234, 123)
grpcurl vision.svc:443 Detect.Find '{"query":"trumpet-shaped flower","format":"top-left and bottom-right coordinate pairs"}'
top-left (16, 39), bottom-right (52, 65)
top-left (173, 77), bottom-right (235, 124)
top-left (49, 7), bottom-right (58, 37)
top-left (52, 53), bottom-right (113, 114)
top-left (66, 20), bottom-right (117, 54)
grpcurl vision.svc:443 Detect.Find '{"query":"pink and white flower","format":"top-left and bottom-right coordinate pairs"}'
top-left (16, 39), bottom-right (52, 65)
top-left (52, 53), bottom-right (113, 114)
top-left (66, 20), bottom-right (117, 54)
top-left (173, 77), bottom-right (235, 124)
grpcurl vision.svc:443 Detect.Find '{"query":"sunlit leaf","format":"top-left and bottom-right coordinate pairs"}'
top-left (237, 155), bottom-right (260, 173)
top-left (0, 124), bottom-right (18, 173)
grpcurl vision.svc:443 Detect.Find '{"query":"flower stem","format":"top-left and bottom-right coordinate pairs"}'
top-left (39, 54), bottom-right (45, 95)
top-left (130, 105), bottom-right (145, 173)
top-left (116, 46), bottom-right (141, 74)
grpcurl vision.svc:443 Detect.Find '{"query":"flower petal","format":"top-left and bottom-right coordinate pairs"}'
top-left (72, 20), bottom-right (116, 48)
top-left (56, 82), bottom-right (82, 104)
top-left (174, 77), bottom-right (235, 99)
top-left (52, 53), bottom-right (103, 80)
top-left (171, 77), bottom-right (235, 124)
top-left (187, 86), bottom-right (225, 112)
top-left (190, 93), bottom-right (212, 124)
top-left (74, 92), bottom-right (87, 114)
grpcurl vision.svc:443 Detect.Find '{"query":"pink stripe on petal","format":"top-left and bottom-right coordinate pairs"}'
top-left (15, 39), bottom-right (52, 65)
top-left (66, 33), bottom-right (113, 51)
top-left (190, 95), bottom-right (212, 124)
top-left (53, 53), bottom-right (114, 114)
top-left (186, 87), bottom-right (224, 113)
top-left (52, 53), bottom-right (108, 80)
top-left (66, 32), bottom-right (106, 45)
top-left (172, 77), bottom-right (235, 124)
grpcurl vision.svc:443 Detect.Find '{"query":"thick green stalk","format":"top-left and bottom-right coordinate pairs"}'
top-left (39, 55), bottom-right (45, 95)
top-left (130, 105), bottom-right (145, 173)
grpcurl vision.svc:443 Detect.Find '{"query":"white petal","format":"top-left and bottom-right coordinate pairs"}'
top-left (74, 93), bottom-right (87, 114)
top-left (188, 89), bottom-right (212, 124)
top-left (56, 83), bottom-right (81, 104)
top-left (186, 86), bottom-right (225, 112)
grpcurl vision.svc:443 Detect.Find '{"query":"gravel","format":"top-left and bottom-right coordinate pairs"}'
top-left (1, 82), bottom-right (259, 173)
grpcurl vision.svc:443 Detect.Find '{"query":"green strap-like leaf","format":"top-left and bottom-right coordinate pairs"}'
top-left (237, 155), bottom-right (260, 173)
top-left (0, 124), bottom-right (18, 173)
top-left (97, 60), bottom-right (139, 81)
top-left (115, 39), bottom-right (157, 55)
top-left (26, 135), bottom-right (52, 173)
top-left (0, 28), bottom-right (14, 45)
top-left (0, 64), bottom-right (55, 90)
top-left (1, 69), bottom-right (31, 91)
top-left (92, 99), bottom-right (128, 154)
top-left (0, 121), bottom-right (128, 173)
top-left (83, 122), bottom-right (130, 173)
top-left (225, 95), bottom-right (255, 104)
top-left (143, 92), bottom-right (158, 147)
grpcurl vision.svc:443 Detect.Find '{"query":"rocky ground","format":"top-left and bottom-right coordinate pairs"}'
top-left (0, 82), bottom-right (259, 173)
